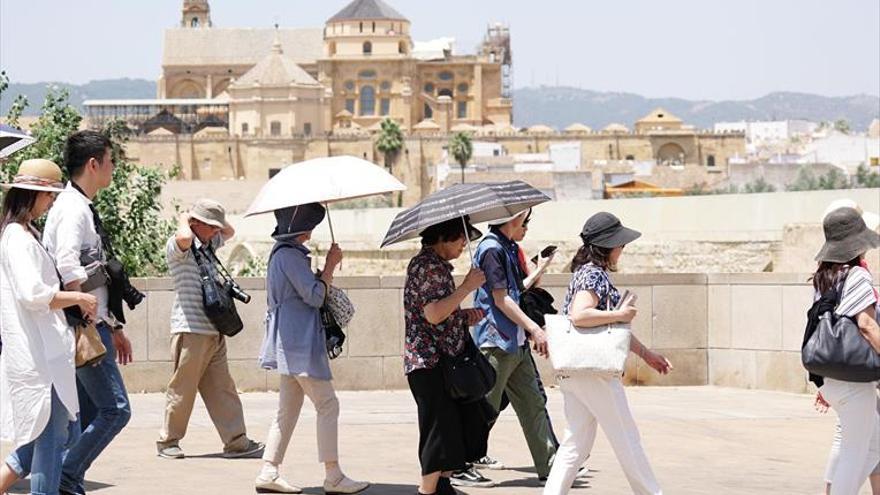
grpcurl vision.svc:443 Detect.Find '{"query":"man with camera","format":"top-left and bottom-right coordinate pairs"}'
top-left (43, 130), bottom-right (137, 495)
top-left (156, 199), bottom-right (264, 460)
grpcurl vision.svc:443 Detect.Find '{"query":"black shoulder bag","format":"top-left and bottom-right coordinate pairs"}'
top-left (191, 244), bottom-right (245, 337)
top-left (802, 274), bottom-right (880, 383)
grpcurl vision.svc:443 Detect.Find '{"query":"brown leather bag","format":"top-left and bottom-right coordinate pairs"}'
top-left (75, 323), bottom-right (107, 368)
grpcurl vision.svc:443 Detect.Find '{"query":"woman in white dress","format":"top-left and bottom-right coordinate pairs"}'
top-left (0, 159), bottom-right (97, 495)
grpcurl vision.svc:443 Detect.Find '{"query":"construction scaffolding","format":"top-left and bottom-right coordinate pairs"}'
top-left (481, 23), bottom-right (513, 100)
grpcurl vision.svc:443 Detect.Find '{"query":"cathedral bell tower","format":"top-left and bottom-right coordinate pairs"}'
top-left (182, 0), bottom-right (212, 28)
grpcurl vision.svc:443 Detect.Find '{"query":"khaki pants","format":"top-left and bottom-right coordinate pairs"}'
top-left (484, 346), bottom-right (557, 478)
top-left (157, 333), bottom-right (249, 453)
top-left (263, 374), bottom-right (340, 465)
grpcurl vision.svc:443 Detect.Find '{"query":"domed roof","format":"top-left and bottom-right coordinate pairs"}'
top-left (232, 37), bottom-right (318, 88)
top-left (602, 123), bottom-right (629, 133)
top-left (328, 0), bottom-right (408, 22)
top-left (564, 123), bottom-right (592, 133)
top-left (526, 124), bottom-right (554, 134)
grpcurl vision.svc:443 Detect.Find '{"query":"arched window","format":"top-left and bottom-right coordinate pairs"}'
top-left (457, 101), bottom-right (467, 119)
top-left (359, 22), bottom-right (363, 33)
top-left (707, 155), bottom-right (716, 167)
top-left (372, 22), bottom-right (376, 32)
top-left (399, 41), bottom-right (407, 54)
top-left (423, 83), bottom-right (434, 94)
top-left (360, 85), bottom-right (375, 116)
top-left (191, 17), bottom-right (200, 28)
top-left (380, 81), bottom-right (391, 91)
top-left (438, 88), bottom-right (453, 99)
top-left (424, 103), bottom-right (433, 119)
top-left (457, 83), bottom-right (469, 94)
top-left (363, 41), bottom-right (372, 54)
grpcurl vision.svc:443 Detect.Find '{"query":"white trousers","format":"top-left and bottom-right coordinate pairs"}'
top-left (824, 385), bottom-right (880, 484)
top-left (820, 378), bottom-right (880, 495)
top-left (543, 374), bottom-right (662, 495)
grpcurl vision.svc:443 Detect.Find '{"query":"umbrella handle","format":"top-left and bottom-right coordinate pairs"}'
top-left (325, 202), bottom-right (341, 272)
top-left (460, 212), bottom-right (473, 265)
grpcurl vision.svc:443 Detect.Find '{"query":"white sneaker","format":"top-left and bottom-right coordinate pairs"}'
top-left (255, 474), bottom-right (303, 494)
top-left (323, 475), bottom-right (370, 494)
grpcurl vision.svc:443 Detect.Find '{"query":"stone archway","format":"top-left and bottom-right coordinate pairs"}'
top-left (657, 142), bottom-right (686, 165)
top-left (170, 79), bottom-right (205, 99)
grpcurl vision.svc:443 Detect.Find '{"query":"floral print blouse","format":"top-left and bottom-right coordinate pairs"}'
top-left (562, 263), bottom-right (621, 315)
top-left (403, 247), bottom-right (470, 374)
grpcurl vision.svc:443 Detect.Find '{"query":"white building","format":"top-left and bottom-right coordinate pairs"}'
top-left (714, 120), bottom-right (817, 144)
top-left (802, 132), bottom-right (880, 171)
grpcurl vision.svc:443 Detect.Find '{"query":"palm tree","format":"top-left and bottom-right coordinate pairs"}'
top-left (449, 131), bottom-right (473, 183)
top-left (376, 118), bottom-right (403, 172)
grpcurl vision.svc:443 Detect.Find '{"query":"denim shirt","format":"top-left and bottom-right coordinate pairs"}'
top-left (258, 241), bottom-right (330, 380)
top-left (473, 230), bottom-right (524, 354)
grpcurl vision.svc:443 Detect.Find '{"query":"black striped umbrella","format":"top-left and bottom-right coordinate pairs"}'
top-left (380, 180), bottom-right (551, 249)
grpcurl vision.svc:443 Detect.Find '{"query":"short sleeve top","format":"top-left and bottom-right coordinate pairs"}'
top-left (562, 263), bottom-right (621, 315)
top-left (834, 266), bottom-right (878, 317)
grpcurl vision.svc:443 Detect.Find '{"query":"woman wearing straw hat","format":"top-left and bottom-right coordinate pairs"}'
top-left (809, 207), bottom-right (880, 495)
top-left (0, 159), bottom-right (97, 495)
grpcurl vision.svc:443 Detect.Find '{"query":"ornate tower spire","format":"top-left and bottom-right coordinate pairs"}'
top-left (182, 0), bottom-right (212, 28)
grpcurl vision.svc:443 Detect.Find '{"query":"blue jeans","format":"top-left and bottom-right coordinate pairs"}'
top-left (6, 388), bottom-right (76, 495)
top-left (60, 323), bottom-right (131, 494)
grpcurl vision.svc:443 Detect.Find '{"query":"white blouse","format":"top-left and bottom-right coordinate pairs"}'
top-left (0, 222), bottom-right (78, 447)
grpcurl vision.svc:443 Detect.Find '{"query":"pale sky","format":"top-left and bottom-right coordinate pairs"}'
top-left (1, 0), bottom-right (878, 100)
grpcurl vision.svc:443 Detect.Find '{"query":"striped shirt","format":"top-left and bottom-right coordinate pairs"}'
top-left (167, 235), bottom-right (223, 335)
top-left (834, 266), bottom-right (878, 318)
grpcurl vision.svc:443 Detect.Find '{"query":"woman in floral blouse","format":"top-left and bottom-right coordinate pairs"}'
top-left (404, 216), bottom-right (490, 495)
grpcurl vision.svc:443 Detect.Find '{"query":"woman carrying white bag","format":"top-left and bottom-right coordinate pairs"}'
top-left (543, 212), bottom-right (672, 495)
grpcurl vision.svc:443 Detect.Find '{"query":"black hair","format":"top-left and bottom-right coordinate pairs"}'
top-left (63, 130), bottom-right (112, 178)
top-left (570, 243), bottom-right (614, 273)
top-left (0, 188), bottom-right (39, 236)
top-left (811, 258), bottom-right (862, 294)
top-left (420, 217), bottom-right (469, 247)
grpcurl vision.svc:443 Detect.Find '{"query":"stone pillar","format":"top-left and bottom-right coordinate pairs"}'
top-left (473, 64), bottom-right (483, 124)
top-left (206, 74), bottom-right (214, 99)
top-left (436, 96), bottom-right (452, 133)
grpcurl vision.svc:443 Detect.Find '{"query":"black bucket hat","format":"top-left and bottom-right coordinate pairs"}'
top-left (580, 212), bottom-right (641, 249)
top-left (419, 215), bottom-right (483, 243)
top-left (815, 207), bottom-right (880, 263)
top-left (272, 203), bottom-right (326, 241)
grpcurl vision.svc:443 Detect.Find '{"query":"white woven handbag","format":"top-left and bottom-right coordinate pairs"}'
top-left (545, 314), bottom-right (632, 375)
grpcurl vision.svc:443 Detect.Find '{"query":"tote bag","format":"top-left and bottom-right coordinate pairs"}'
top-left (545, 314), bottom-right (631, 375)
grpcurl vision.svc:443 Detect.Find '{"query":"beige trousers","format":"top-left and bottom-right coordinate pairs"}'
top-left (157, 333), bottom-right (249, 453)
top-left (263, 374), bottom-right (340, 464)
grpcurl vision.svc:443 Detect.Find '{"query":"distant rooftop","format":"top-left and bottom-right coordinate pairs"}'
top-left (328, 0), bottom-right (408, 22)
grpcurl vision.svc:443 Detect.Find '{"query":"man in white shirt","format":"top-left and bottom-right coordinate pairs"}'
top-left (43, 130), bottom-right (133, 495)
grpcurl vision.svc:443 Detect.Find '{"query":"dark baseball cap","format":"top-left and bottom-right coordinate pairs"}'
top-left (579, 212), bottom-right (641, 248)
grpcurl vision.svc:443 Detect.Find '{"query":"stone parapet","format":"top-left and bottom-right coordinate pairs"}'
top-left (118, 272), bottom-right (878, 394)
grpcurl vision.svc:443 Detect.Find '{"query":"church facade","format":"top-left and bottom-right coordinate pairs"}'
top-left (159, 0), bottom-right (513, 137)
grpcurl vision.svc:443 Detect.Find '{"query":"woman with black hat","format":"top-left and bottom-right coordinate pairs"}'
top-left (256, 203), bottom-right (369, 494)
top-left (0, 159), bottom-right (97, 495)
top-left (544, 212), bottom-right (671, 495)
top-left (403, 216), bottom-right (493, 495)
top-left (809, 206), bottom-right (880, 495)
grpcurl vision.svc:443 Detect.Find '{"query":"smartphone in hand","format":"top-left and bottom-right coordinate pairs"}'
top-left (531, 245), bottom-right (558, 264)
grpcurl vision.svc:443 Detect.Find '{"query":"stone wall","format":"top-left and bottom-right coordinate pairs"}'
top-left (118, 272), bottom-right (878, 394)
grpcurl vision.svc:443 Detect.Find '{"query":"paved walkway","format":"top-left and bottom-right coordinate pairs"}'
top-left (2, 386), bottom-right (871, 494)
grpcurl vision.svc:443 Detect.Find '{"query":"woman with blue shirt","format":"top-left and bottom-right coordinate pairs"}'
top-left (255, 203), bottom-right (369, 495)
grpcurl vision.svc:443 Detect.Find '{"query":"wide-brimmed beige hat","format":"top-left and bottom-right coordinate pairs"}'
top-left (189, 198), bottom-right (230, 229)
top-left (487, 207), bottom-right (532, 227)
top-left (1, 159), bottom-right (65, 192)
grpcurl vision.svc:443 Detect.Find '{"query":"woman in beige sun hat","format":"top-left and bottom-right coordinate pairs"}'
top-left (0, 159), bottom-right (98, 495)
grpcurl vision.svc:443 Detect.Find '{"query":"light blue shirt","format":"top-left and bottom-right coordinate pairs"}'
top-left (258, 241), bottom-right (330, 380)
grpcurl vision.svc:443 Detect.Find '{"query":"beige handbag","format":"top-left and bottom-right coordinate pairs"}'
top-left (545, 314), bottom-right (631, 375)
top-left (75, 323), bottom-right (107, 368)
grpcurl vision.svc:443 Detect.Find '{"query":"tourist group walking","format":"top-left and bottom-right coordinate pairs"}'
top-left (0, 129), bottom-right (878, 495)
